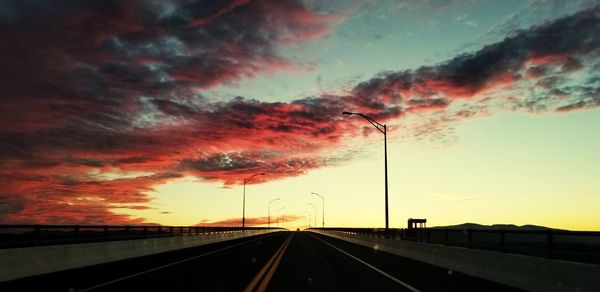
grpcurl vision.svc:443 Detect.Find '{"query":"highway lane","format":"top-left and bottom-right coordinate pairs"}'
top-left (266, 232), bottom-right (521, 292)
top-left (1, 231), bottom-right (522, 291)
top-left (1, 231), bottom-right (288, 291)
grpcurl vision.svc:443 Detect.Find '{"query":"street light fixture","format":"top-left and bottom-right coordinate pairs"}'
top-left (342, 111), bottom-right (390, 232)
top-left (268, 197), bottom-right (280, 228)
top-left (311, 192), bottom-right (324, 228)
top-left (306, 203), bottom-right (316, 228)
top-left (277, 207), bottom-right (286, 228)
top-left (242, 172), bottom-right (265, 231)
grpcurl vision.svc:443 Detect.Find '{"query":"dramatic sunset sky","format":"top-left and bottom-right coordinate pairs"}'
top-left (1, 0), bottom-right (599, 230)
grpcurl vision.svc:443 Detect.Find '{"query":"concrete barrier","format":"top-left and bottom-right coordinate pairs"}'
top-left (310, 230), bottom-right (600, 292)
top-left (0, 229), bottom-right (280, 282)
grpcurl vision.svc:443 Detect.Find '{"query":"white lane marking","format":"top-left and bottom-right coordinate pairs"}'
top-left (310, 233), bottom-right (421, 292)
top-left (78, 232), bottom-right (282, 292)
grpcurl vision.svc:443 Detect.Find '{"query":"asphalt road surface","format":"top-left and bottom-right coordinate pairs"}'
top-left (1, 231), bottom-right (522, 291)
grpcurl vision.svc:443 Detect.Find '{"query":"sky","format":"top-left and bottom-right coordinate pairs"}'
top-left (1, 0), bottom-right (599, 231)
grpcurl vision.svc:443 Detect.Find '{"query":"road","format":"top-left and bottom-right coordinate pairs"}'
top-left (1, 231), bottom-right (521, 291)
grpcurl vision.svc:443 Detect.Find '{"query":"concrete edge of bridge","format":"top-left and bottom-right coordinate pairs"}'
top-left (0, 229), bottom-right (281, 283)
top-left (308, 230), bottom-right (600, 292)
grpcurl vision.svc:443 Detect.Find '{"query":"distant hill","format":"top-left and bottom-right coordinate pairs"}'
top-left (431, 223), bottom-right (563, 231)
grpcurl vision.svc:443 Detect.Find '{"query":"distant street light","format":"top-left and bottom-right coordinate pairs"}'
top-left (277, 207), bottom-right (286, 228)
top-left (268, 197), bottom-right (280, 228)
top-left (242, 173), bottom-right (264, 231)
top-left (311, 192), bottom-right (324, 228)
top-left (304, 210), bottom-right (311, 228)
top-left (306, 203), bottom-right (316, 228)
top-left (342, 111), bottom-right (390, 232)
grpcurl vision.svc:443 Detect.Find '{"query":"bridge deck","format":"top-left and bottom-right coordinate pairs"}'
top-left (1, 231), bottom-right (519, 292)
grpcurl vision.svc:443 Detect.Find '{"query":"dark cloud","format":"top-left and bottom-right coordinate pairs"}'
top-left (0, 0), bottom-right (344, 132)
top-left (353, 5), bottom-right (600, 104)
top-left (180, 152), bottom-right (323, 185)
top-left (555, 83), bottom-right (600, 112)
top-left (183, 154), bottom-right (259, 172)
top-left (0, 0), bottom-right (348, 224)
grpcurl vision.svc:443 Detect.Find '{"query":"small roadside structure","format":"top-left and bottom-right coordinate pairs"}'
top-left (407, 218), bottom-right (427, 230)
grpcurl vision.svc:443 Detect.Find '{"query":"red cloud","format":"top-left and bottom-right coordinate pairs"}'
top-left (1, 3), bottom-right (600, 225)
top-left (196, 215), bottom-right (303, 227)
top-left (0, 172), bottom-right (181, 224)
top-left (0, 0), bottom-right (354, 224)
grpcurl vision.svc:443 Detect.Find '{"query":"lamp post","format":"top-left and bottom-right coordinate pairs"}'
top-left (342, 111), bottom-right (389, 232)
top-left (242, 173), bottom-right (264, 231)
top-left (311, 192), bottom-right (324, 228)
top-left (268, 197), bottom-right (280, 228)
top-left (277, 207), bottom-right (286, 228)
top-left (304, 210), bottom-right (311, 228)
top-left (306, 203), bottom-right (316, 228)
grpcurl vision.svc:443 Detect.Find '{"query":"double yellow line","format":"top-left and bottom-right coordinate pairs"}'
top-left (244, 232), bottom-right (294, 292)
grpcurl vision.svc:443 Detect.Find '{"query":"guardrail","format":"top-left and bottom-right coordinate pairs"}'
top-left (309, 228), bottom-right (600, 292)
top-left (308, 227), bottom-right (600, 265)
top-left (0, 225), bottom-right (282, 249)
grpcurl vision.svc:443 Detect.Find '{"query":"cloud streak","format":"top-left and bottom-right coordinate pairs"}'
top-left (196, 215), bottom-right (303, 227)
top-left (1, 2), bottom-right (599, 224)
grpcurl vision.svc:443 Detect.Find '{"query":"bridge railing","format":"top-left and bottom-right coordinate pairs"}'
top-left (0, 225), bottom-right (282, 249)
top-left (308, 227), bottom-right (600, 264)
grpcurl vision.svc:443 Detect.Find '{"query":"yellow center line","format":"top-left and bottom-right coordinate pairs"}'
top-left (255, 232), bottom-right (294, 292)
top-left (243, 234), bottom-right (290, 292)
top-left (244, 232), bottom-right (294, 292)
top-left (78, 232), bottom-right (281, 292)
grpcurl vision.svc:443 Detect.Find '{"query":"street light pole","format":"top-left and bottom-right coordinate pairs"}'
top-left (306, 203), bottom-right (316, 228)
top-left (277, 207), bottom-right (286, 228)
top-left (268, 197), bottom-right (280, 228)
top-left (342, 111), bottom-right (389, 232)
top-left (304, 211), bottom-right (311, 228)
top-left (311, 192), bottom-right (324, 228)
top-left (242, 173), bottom-right (264, 231)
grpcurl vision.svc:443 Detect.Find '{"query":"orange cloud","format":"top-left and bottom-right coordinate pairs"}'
top-left (196, 215), bottom-right (303, 227)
